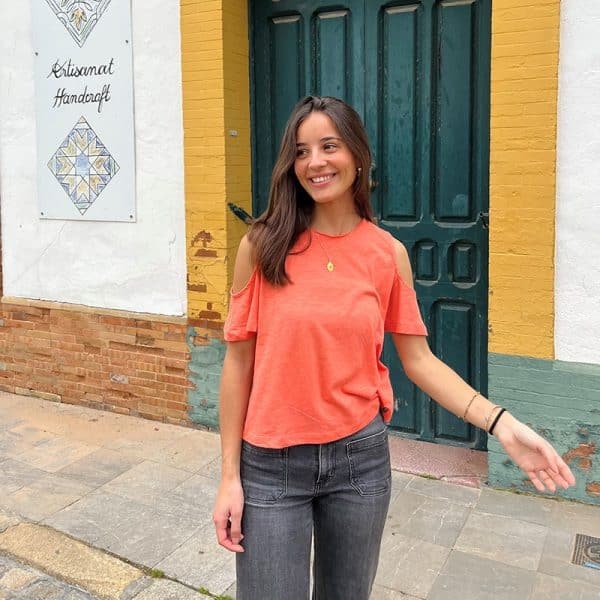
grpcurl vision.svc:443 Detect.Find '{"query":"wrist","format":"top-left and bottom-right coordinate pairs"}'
top-left (492, 410), bottom-right (514, 441)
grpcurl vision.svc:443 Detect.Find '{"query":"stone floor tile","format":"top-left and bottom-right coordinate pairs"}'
top-left (128, 579), bottom-right (202, 599)
top-left (0, 473), bottom-right (93, 521)
top-left (454, 510), bottom-right (548, 570)
top-left (0, 509), bottom-right (20, 533)
top-left (56, 448), bottom-right (143, 488)
top-left (43, 490), bottom-right (146, 545)
top-left (476, 487), bottom-right (556, 526)
top-left (7, 423), bottom-right (59, 446)
top-left (100, 438), bottom-right (175, 464)
top-left (0, 458), bottom-right (47, 496)
top-left (99, 460), bottom-right (193, 504)
top-left (370, 584), bottom-right (422, 599)
top-left (530, 572), bottom-right (600, 599)
top-left (12, 436), bottom-right (98, 473)
top-left (389, 471), bottom-right (415, 502)
top-left (0, 414), bottom-right (23, 432)
top-left (428, 550), bottom-right (536, 600)
top-left (198, 456), bottom-right (221, 480)
top-left (18, 578), bottom-right (95, 599)
top-left (151, 431), bottom-right (221, 473)
top-left (374, 531), bottom-right (450, 597)
top-left (0, 567), bottom-right (37, 590)
top-left (386, 489), bottom-right (472, 547)
top-left (0, 431), bottom-right (41, 460)
top-left (155, 522), bottom-right (235, 595)
top-left (102, 420), bottom-right (191, 451)
top-left (168, 474), bottom-right (218, 510)
top-left (93, 506), bottom-right (200, 567)
top-left (538, 527), bottom-right (600, 587)
top-left (405, 476), bottom-right (480, 507)
top-left (142, 474), bottom-right (219, 527)
top-left (551, 500), bottom-right (600, 537)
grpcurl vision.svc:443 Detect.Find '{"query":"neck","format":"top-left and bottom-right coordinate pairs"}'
top-left (311, 199), bottom-right (361, 235)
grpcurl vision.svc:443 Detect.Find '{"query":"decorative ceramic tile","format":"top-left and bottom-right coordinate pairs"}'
top-left (46, 0), bottom-right (113, 47)
top-left (48, 116), bottom-right (119, 215)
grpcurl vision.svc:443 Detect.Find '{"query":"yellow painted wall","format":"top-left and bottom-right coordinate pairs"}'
top-left (180, 0), bottom-right (251, 325)
top-left (488, 0), bottom-right (560, 359)
top-left (223, 0), bottom-right (252, 286)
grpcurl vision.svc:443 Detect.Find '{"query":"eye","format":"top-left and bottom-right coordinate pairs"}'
top-left (296, 148), bottom-right (308, 157)
top-left (324, 143), bottom-right (337, 151)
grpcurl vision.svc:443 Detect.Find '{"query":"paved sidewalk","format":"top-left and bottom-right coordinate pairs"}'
top-left (0, 392), bottom-right (599, 599)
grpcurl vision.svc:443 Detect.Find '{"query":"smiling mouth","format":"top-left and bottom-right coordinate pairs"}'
top-left (310, 174), bottom-right (336, 185)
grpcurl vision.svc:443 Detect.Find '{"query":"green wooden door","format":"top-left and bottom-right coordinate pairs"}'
top-left (250, 0), bottom-right (490, 449)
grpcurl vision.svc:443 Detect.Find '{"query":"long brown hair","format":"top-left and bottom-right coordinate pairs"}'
top-left (248, 96), bottom-right (374, 285)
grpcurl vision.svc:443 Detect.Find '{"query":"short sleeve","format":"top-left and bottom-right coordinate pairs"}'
top-left (384, 271), bottom-right (428, 335)
top-left (223, 269), bottom-right (260, 341)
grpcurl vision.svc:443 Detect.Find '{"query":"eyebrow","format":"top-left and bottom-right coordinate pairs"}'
top-left (296, 136), bottom-right (342, 146)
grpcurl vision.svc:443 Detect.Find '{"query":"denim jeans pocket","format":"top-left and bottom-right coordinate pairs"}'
top-left (241, 441), bottom-right (288, 504)
top-left (346, 429), bottom-right (391, 496)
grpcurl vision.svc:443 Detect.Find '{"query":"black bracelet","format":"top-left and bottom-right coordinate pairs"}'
top-left (489, 408), bottom-right (507, 435)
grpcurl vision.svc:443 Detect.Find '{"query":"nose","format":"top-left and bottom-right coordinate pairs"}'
top-left (307, 150), bottom-right (327, 170)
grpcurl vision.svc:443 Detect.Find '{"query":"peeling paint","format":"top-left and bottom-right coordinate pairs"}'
top-left (191, 230), bottom-right (213, 247)
top-left (564, 443), bottom-right (596, 474)
top-left (186, 327), bottom-right (225, 428)
top-left (488, 353), bottom-right (600, 505)
top-left (586, 482), bottom-right (600, 496)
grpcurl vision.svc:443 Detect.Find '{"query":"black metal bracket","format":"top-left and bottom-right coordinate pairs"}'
top-left (227, 202), bottom-right (254, 225)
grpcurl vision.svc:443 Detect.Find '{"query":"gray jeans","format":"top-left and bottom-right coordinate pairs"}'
top-left (236, 413), bottom-right (391, 600)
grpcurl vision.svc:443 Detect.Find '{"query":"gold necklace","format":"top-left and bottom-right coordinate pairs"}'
top-left (313, 234), bottom-right (335, 272)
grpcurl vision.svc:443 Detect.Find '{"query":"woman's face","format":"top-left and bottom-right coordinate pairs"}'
top-left (293, 111), bottom-right (357, 208)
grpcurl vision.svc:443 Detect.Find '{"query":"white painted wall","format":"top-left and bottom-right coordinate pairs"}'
top-left (555, 0), bottom-right (600, 364)
top-left (0, 0), bottom-right (187, 315)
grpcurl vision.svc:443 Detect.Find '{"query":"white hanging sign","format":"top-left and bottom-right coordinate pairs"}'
top-left (31, 0), bottom-right (136, 221)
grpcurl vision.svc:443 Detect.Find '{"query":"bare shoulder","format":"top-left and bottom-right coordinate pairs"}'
top-left (390, 238), bottom-right (415, 289)
top-left (232, 234), bottom-right (256, 293)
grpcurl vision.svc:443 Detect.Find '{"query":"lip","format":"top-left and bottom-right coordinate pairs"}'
top-left (308, 173), bottom-right (336, 187)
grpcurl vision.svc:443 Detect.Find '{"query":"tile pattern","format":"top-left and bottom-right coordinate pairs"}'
top-left (45, 0), bottom-right (112, 47)
top-left (48, 116), bottom-right (119, 215)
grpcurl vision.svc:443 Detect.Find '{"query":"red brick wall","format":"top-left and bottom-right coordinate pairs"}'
top-left (0, 299), bottom-right (192, 425)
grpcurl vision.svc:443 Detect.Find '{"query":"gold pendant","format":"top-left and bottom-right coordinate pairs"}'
top-left (327, 261), bottom-right (334, 272)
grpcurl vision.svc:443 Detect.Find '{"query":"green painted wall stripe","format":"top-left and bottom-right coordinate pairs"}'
top-left (186, 328), bottom-right (225, 429)
top-left (488, 353), bottom-right (600, 505)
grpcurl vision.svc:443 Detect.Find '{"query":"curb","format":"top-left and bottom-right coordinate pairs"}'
top-left (0, 512), bottom-right (214, 599)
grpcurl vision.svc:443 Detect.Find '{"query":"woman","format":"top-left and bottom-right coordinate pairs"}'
top-left (212, 96), bottom-right (575, 599)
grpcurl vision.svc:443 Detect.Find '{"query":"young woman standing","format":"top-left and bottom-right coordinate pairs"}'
top-left (213, 96), bottom-right (575, 599)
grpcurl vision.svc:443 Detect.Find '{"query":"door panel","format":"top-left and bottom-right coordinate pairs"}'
top-left (251, 0), bottom-right (490, 449)
top-left (252, 1), bottom-right (364, 215)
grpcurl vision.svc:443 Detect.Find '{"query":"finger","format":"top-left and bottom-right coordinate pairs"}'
top-left (545, 463), bottom-right (573, 489)
top-left (229, 510), bottom-right (244, 545)
top-left (214, 516), bottom-right (230, 545)
top-left (527, 470), bottom-right (546, 493)
top-left (214, 519), bottom-right (244, 553)
top-left (556, 456), bottom-right (576, 487)
top-left (537, 470), bottom-right (556, 493)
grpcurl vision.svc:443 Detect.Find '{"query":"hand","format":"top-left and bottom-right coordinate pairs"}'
top-left (213, 478), bottom-right (245, 552)
top-left (494, 412), bottom-right (576, 493)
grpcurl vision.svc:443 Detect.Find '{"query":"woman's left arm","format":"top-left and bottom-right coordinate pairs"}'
top-left (389, 239), bottom-right (576, 493)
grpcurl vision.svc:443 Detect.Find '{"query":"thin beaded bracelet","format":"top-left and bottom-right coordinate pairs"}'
top-left (488, 408), bottom-right (507, 436)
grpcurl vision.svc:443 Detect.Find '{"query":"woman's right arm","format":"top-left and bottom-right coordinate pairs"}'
top-left (212, 235), bottom-right (256, 553)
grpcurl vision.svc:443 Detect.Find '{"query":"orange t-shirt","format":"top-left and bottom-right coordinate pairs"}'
top-left (223, 219), bottom-right (427, 448)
